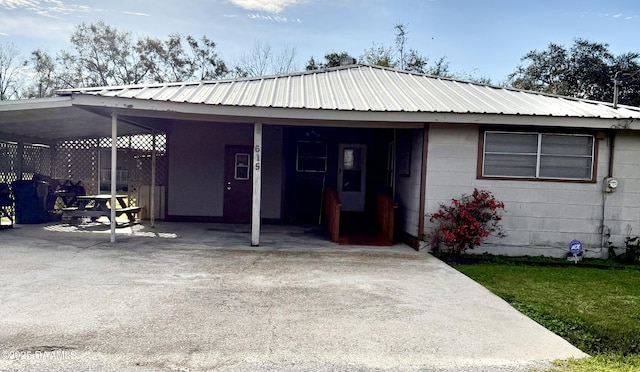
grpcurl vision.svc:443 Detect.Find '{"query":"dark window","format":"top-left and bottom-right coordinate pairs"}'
top-left (296, 141), bottom-right (327, 172)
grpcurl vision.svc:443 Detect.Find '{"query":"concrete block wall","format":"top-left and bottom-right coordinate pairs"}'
top-left (424, 123), bottom-right (620, 258)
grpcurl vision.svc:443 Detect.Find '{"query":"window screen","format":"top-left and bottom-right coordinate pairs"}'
top-left (482, 131), bottom-right (594, 180)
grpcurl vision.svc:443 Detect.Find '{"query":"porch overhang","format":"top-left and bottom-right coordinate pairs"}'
top-left (0, 97), bottom-right (154, 144)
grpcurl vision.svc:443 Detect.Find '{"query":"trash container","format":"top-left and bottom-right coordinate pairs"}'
top-left (11, 180), bottom-right (49, 224)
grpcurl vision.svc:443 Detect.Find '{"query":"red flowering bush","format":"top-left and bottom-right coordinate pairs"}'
top-left (429, 188), bottom-right (505, 255)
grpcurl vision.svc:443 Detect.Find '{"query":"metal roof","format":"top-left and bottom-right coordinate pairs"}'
top-left (3, 64), bottom-right (639, 144)
top-left (58, 64), bottom-right (640, 120)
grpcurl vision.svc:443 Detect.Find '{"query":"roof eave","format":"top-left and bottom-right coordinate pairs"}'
top-left (0, 96), bottom-right (74, 112)
top-left (69, 94), bottom-right (638, 130)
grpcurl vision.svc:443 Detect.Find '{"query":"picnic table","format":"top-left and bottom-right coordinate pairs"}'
top-left (62, 194), bottom-right (141, 224)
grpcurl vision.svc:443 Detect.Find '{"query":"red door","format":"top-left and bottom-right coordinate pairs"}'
top-left (223, 145), bottom-right (252, 223)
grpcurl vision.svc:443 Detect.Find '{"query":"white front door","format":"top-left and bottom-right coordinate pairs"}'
top-left (338, 144), bottom-right (367, 212)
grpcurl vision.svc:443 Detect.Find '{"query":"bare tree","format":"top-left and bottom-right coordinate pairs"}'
top-left (234, 40), bottom-right (297, 77)
top-left (271, 44), bottom-right (297, 75)
top-left (235, 40), bottom-right (272, 77)
top-left (0, 42), bottom-right (26, 100)
top-left (395, 23), bottom-right (408, 70)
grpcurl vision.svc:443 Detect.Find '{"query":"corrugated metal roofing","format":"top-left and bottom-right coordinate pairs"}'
top-left (57, 64), bottom-right (640, 120)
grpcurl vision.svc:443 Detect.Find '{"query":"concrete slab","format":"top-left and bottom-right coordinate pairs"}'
top-left (0, 222), bottom-right (587, 371)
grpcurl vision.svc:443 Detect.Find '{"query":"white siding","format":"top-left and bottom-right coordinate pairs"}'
top-left (167, 122), bottom-right (283, 219)
top-left (395, 128), bottom-right (424, 237)
top-left (424, 123), bottom-right (619, 257)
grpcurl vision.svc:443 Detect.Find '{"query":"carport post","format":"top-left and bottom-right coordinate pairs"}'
top-left (110, 112), bottom-right (118, 243)
top-left (251, 122), bottom-right (262, 246)
top-left (150, 130), bottom-right (156, 228)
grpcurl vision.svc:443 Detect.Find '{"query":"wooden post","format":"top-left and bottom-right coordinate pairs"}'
top-left (110, 112), bottom-right (118, 243)
top-left (251, 123), bottom-right (262, 246)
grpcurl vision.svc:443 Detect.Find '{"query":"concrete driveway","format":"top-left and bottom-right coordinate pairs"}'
top-left (0, 222), bottom-right (586, 371)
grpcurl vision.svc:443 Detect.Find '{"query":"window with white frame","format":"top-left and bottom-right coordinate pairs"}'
top-left (481, 131), bottom-right (595, 180)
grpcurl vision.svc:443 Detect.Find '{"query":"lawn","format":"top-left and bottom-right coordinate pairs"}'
top-left (454, 259), bottom-right (640, 371)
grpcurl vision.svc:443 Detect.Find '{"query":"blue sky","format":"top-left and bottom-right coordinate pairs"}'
top-left (0, 0), bottom-right (638, 83)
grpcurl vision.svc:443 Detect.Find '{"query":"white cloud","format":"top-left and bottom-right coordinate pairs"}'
top-left (227, 0), bottom-right (304, 13)
top-left (613, 13), bottom-right (623, 18)
top-left (0, 13), bottom-right (72, 42)
top-left (0, 0), bottom-right (38, 10)
top-left (0, 0), bottom-right (99, 18)
top-left (122, 11), bottom-right (150, 17)
top-left (247, 12), bottom-right (301, 22)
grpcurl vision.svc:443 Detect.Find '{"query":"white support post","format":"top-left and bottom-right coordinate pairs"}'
top-left (150, 131), bottom-right (157, 228)
top-left (110, 112), bottom-right (118, 243)
top-left (251, 122), bottom-right (262, 246)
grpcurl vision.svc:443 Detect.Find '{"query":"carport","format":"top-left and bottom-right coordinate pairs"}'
top-left (0, 95), bottom-right (302, 246)
top-left (0, 97), bottom-right (168, 242)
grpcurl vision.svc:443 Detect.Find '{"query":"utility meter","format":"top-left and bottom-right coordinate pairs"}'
top-left (604, 177), bottom-right (619, 193)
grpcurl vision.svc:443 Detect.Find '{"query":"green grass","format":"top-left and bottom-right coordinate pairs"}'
top-left (452, 258), bottom-right (640, 371)
top-left (544, 355), bottom-right (640, 371)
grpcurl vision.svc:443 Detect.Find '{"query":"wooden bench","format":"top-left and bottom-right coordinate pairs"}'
top-left (323, 187), bottom-right (397, 246)
top-left (324, 188), bottom-right (341, 243)
top-left (376, 193), bottom-right (398, 246)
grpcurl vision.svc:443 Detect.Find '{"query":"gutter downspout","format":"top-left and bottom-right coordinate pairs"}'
top-left (607, 130), bottom-right (615, 179)
top-left (600, 130), bottom-right (616, 257)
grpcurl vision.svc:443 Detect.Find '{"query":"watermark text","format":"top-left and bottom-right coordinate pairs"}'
top-left (1, 349), bottom-right (77, 360)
